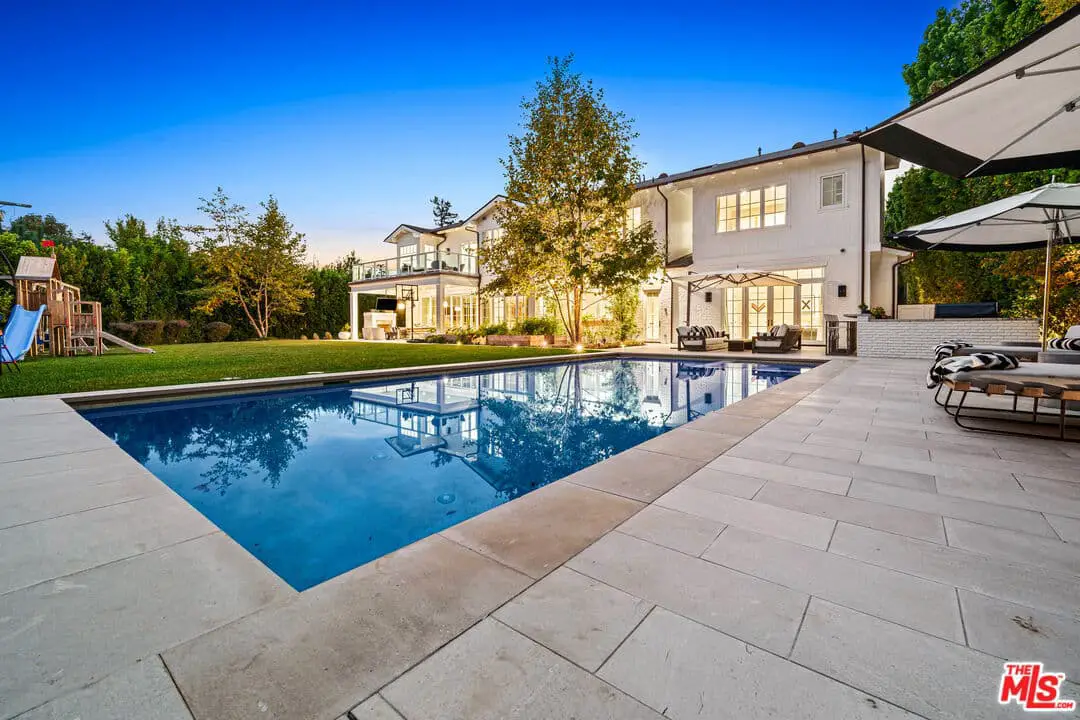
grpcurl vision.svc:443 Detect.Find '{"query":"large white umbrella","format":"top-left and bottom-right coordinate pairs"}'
top-left (672, 270), bottom-right (799, 329)
top-left (860, 6), bottom-right (1080, 177)
top-left (891, 183), bottom-right (1080, 345)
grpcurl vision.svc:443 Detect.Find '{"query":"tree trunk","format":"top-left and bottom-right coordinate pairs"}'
top-left (572, 284), bottom-right (583, 344)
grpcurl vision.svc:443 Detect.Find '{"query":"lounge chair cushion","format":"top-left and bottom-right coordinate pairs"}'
top-left (1048, 337), bottom-right (1080, 351)
top-left (926, 352), bottom-right (1020, 388)
top-left (933, 340), bottom-right (973, 362)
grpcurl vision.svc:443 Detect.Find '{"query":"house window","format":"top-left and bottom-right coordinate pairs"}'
top-left (480, 228), bottom-right (505, 243)
top-left (716, 193), bottom-right (738, 233)
top-left (764, 185), bottom-right (787, 226)
top-left (821, 173), bottom-right (845, 208)
top-left (626, 206), bottom-right (642, 230)
top-left (716, 184), bottom-right (786, 233)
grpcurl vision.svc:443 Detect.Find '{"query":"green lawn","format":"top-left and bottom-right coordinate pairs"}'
top-left (0, 341), bottom-right (573, 398)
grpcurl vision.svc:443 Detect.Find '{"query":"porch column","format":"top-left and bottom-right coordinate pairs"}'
top-left (435, 283), bottom-right (445, 332)
top-left (349, 290), bottom-right (359, 340)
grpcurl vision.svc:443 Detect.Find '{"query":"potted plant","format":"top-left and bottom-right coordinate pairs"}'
top-left (338, 323), bottom-right (351, 340)
top-left (858, 303), bottom-right (870, 315)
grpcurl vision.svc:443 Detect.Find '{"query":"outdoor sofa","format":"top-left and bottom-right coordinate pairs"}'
top-left (676, 325), bottom-right (728, 351)
top-left (752, 325), bottom-right (802, 354)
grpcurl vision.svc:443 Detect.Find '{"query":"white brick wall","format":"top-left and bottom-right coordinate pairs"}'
top-left (856, 317), bottom-right (1040, 359)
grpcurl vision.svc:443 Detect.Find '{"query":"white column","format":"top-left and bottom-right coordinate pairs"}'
top-left (435, 283), bottom-right (445, 332)
top-left (349, 290), bottom-right (359, 340)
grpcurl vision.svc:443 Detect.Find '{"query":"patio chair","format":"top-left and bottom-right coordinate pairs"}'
top-left (676, 325), bottom-right (727, 351)
top-left (752, 325), bottom-right (802, 353)
top-left (1, 305), bottom-right (46, 374)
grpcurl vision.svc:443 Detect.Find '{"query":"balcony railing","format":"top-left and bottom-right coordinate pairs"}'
top-left (352, 251), bottom-right (478, 282)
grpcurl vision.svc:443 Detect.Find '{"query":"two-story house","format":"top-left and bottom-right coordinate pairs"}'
top-left (632, 135), bottom-right (906, 345)
top-left (349, 135), bottom-right (905, 345)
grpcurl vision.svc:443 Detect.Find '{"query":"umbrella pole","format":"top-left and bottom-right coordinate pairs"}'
top-left (1041, 227), bottom-right (1054, 351)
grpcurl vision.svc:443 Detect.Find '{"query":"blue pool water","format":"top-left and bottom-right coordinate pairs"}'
top-left (82, 358), bottom-right (807, 590)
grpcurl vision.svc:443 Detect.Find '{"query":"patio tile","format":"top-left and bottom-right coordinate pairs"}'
top-left (494, 567), bottom-right (652, 671)
top-left (381, 618), bottom-right (662, 720)
top-left (442, 481), bottom-right (642, 579)
top-left (704, 527), bottom-right (963, 642)
top-left (935, 474), bottom-right (1080, 520)
top-left (163, 534), bottom-right (530, 720)
top-left (1016, 475), bottom-right (1080, 503)
top-left (12, 656), bottom-right (193, 720)
top-left (706, 456), bottom-right (851, 495)
top-left (0, 415), bottom-right (117, 463)
top-left (349, 694), bottom-right (405, 720)
top-left (616, 504), bottom-right (725, 556)
top-left (725, 442), bottom-right (793, 464)
top-left (784, 453), bottom-right (937, 492)
top-left (4, 396), bottom-right (76, 418)
top-left (944, 518), bottom-right (1080, 575)
top-left (682, 412), bottom-right (768, 437)
top-left (848, 479), bottom-right (1057, 538)
top-left (931, 447), bottom-right (1078, 483)
top-left (0, 494), bottom-right (217, 596)
top-left (959, 590), bottom-right (1080, 679)
top-left (792, 598), bottom-right (1033, 720)
top-left (656, 483), bottom-right (835, 550)
top-left (599, 607), bottom-right (918, 720)
top-left (682, 466), bottom-right (765, 499)
top-left (1047, 514), bottom-right (1080, 543)
top-left (0, 460), bottom-right (168, 530)
top-left (635, 428), bottom-right (740, 462)
top-left (562, 448), bottom-right (705, 502)
top-left (830, 523), bottom-right (1080, 619)
top-left (0, 533), bottom-right (291, 719)
top-left (753, 481), bottom-right (946, 543)
top-left (567, 531), bottom-right (807, 656)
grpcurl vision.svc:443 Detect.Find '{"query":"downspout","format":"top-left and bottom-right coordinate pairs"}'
top-left (892, 252), bottom-right (915, 318)
top-left (859, 143), bottom-right (867, 308)
top-left (655, 184), bottom-right (671, 342)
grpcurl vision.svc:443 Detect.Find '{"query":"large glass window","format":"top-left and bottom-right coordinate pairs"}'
top-left (747, 287), bottom-right (770, 336)
top-left (725, 288), bottom-right (743, 339)
top-left (764, 185), bottom-right (787, 227)
top-left (821, 173), bottom-right (845, 208)
top-left (716, 185), bottom-right (786, 233)
top-left (715, 193), bottom-right (738, 233)
top-left (773, 285), bottom-right (796, 327)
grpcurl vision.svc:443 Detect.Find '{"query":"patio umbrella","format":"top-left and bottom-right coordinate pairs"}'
top-left (672, 270), bottom-right (799, 328)
top-left (891, 182), bottom-right (1080, 346)
top-left (859, 5), bottom-right (1080, 177)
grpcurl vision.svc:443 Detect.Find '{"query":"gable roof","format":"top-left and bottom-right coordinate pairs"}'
top-left (382, 195), bottom-right (510, 244)
top-left (14, 256), bottom-right (60, 281)
top-left (635, 136), bottom-right (858, 190)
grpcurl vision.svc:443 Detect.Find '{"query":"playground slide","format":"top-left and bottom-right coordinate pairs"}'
top-left (99, 331), bottom-right (156, 354)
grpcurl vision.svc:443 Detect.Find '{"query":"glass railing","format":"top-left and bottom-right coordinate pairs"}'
top-left (352, 251), bottom-right (478, 281)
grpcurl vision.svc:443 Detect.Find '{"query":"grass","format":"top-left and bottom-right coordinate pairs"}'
top-left (0, 340), bottom-right (573, 398)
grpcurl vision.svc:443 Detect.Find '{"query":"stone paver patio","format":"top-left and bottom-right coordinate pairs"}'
top-left (1, 355), bottom-right (1078, 719)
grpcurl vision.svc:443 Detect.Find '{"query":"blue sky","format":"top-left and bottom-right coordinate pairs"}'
top-left (2, 0), bottom-right (945, 262)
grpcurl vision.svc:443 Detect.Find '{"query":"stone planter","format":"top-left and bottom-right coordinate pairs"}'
top-left (485, 334), bottom-right (549, 347)
top-left (337, 332), bottom-right (351, 340)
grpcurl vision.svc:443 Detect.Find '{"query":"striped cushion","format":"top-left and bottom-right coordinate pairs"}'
top-left (1048, 337), bottom-right (1080, 351)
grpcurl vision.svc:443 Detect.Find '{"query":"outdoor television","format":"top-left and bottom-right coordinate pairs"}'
top-left (375, 297), bottom-right (398, 311)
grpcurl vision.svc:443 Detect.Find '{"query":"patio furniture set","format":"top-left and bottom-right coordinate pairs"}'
top-left (676, 324), bottom-right (803, 354)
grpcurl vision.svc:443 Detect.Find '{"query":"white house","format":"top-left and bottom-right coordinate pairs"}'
top-left (632, 135), bottom-right (906, 345)
top-left (349, 134), bottom-right (906, 345)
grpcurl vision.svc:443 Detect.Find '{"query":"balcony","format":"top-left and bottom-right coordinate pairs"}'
top-left (351, 251), bottom-right (478, 282)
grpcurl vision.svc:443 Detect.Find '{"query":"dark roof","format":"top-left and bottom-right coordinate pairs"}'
top-left (666, 253), bottom-right (693, 268)
top-left (636, 136), bottom-right (858, 190)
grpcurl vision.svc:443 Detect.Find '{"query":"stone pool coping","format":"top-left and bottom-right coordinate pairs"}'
top-left (1, 352), bottom-right (842, 719)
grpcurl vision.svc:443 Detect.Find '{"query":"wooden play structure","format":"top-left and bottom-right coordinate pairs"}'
top-left (3, 256), bottom-right (153, 356)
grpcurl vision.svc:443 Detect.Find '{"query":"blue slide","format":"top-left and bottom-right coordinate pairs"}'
top-left (1, 304), bottom-right (46, 370)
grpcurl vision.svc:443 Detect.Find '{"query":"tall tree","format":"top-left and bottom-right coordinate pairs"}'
top-left (194, 189), bottom-right (312, 338)
top-left (485, 56), bottom-right (661, 343)
top-left (430, 196), bottom-right (458, 227)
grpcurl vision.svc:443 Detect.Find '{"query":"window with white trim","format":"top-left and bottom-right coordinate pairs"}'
top-left (625, 206), bottom-right (642, 230)
top-left (715, 184), bottom-right (787, 233)
top-left (480, 228), bottom-right (505, 243)
top-left (821, 173), bottom-right (845, 208)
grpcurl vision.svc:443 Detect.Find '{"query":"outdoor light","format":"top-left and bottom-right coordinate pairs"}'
top-left (443, 300), bottom-right (449, 308)
top-left (574, 343), bottom-right (584, 352)
top-left (396, 301), bottom-right (405, 310)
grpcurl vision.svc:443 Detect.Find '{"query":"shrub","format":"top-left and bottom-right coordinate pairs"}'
top-left (108, 322), bottom-right (138, 343)
top-left (131, 320), bottom-right (164, 346)
top-left (479, 322), bottom-right (509, 336)
top-left (870, 306), bottom-right (887, 319)
top-left (163, 319), bottom-right (190, 344)
top-left (447, 326), bottom-right (481, 344)
top-left (311, 333), bottom-right (320, 340)
top-left (323, 331), bottom-right (333, 340)
top-left (514, 316), bottom-right (560, 336)
top-left (610, 287), bottom-right (641, 341)
top-left (204, 321), bottom-right (232, 342)
top-left (425, 334), bottom-right (451, 344)
top-left (300, 334), bottom-right (308, 340)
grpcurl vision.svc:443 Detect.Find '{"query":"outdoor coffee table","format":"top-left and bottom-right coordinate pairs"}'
top-left (726, 339), bottom-right (747, 351)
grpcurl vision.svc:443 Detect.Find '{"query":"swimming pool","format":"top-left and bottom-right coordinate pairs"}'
top-left (82, 358), bottom-right (808, 590)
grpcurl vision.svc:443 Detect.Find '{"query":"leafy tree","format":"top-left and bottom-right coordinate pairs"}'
top-left (1042, 0), bottom-right (1080, 19)
top-left (430, 196), bottom-right (458, 227)
top-left (193, 189), bottom-right (312, 338)
top-left (485, 56), bottom-right (661, 343)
